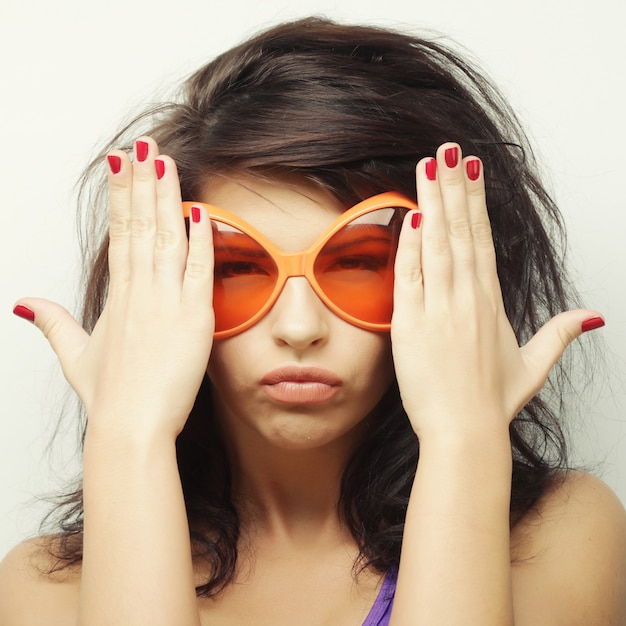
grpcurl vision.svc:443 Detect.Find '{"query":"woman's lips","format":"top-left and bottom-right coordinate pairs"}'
top-left (259, 366), bottom-right (343, 404)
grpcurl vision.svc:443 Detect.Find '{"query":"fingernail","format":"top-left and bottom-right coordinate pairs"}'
top-left (13, 305), bottom-right (35, 323)
top-left (581, 316), bottom-right (605, 333)
top-left (444, 147), bottom-right (459, 168)
top-left (466, 159), bottom-right (481, 181)
top-left (425, 158), bottom-right (437, 181)
top-left (411, 211), bottom-right (422, 229)
top-left (107, 154), bottom-right (121, 174)
top-left (155, 159), bottom-right (165, 180)
top-left (135, 140), bottom-right (149, 162)
top-left (191, 206), bottom-right (201, 224)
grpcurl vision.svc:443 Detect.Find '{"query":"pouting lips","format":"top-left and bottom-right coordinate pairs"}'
top-left (259, 366), bottom-right (343, 404)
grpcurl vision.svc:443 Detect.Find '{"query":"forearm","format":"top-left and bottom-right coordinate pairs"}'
top-left (391, 426), bottom-right (514, 626)
top-left (78, 427), bottom-right (200, 626)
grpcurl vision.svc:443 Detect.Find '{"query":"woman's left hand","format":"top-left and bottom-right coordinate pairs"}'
top-left (391, 142), bottom-right (602, 440)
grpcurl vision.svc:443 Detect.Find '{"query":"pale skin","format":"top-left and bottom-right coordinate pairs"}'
top-left (1, 137), bottom-right (625, 625)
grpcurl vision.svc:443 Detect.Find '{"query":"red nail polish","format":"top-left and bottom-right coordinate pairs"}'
top-left (13, 305), bottom-right (35, 323)
top-left (425, 158), bottom-right (437, 181)
top-left (411, 211), bottom-right (422, 229)
top-left (581, 316), bottom-right (605, 333)
top-left (155, 159), bottom-right (165, 180)
top-left (107, 155), bottom-right (121, 174)
top-left (191, 206), bottom-right (201, 224)
top-left (466, 159), bottom-right (481, 181)
top-left (444, 147), bottom-right (459, 168)
top-left (136, 140), bottom-right (149, 162)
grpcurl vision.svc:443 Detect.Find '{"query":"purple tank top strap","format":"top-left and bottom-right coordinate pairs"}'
top-left (361, 568), bottom-right (397, 626)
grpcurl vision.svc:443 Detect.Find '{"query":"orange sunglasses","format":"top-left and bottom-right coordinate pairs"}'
top-left (182, 192), bottom-right (418, 339)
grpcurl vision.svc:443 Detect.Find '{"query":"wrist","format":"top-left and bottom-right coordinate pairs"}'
top-left (84, 409), bottom-right (180, 447)
top-left (416, 421), bottom-right (512, 454)
top-left (83, 422), bottom-right (178, 464)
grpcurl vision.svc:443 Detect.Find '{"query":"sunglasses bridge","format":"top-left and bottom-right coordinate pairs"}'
top-left (277, 252), bottom-right (314, 278)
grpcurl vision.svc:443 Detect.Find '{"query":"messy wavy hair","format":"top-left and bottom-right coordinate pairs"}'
top-left (43, 17), bottom-right (580, 597)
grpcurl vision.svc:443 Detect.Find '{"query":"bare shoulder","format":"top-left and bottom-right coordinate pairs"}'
top-left (0, 536), bottom-right (80, 626)
top-left (512, 471), bottom-right (626, 625)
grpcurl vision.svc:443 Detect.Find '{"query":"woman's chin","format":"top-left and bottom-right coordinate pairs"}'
top-left (255, 413), bottom-right (368, 454)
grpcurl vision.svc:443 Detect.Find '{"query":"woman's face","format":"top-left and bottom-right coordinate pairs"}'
top-left (201, 176), bottom-right (395, 452)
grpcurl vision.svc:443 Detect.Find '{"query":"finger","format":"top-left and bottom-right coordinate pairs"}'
top-left (435, 143), bottom-right (476, 276)
top-left (520, 310), bottom-right (605, 385)
top-left (392, 209), bottom-right (424, 331)
top-left (106, 149), bottom-right (133, 294)
top-left (128, 137), bottom-right (160, 276)
top-left (13, 298), bottom-right (89, 383)
top-left (153, 155), bottom-right (188, 287)
top-left (463, 156), bottom-right (499, 298)
top-left (181, 204), bottom-right (215, 326)
top-left (415, 155), bottom-right (452, 304)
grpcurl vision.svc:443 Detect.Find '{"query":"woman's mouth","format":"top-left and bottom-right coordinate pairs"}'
top-left (259, 366), bottom-right (343, 404)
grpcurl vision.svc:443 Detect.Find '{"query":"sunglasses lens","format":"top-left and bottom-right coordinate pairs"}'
top-left (313, 207), bottom-right (407, 325)
top-left (212, 221), bottom-right (279, 333)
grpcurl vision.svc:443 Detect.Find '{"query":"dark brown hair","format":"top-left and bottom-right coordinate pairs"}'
top-left (45, 17), bottom-right (580, 596)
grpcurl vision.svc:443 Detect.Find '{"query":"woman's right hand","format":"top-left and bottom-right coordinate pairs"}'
top-left (13, 136), bottom-right (215, 441)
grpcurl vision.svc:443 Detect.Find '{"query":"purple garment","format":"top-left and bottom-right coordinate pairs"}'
top-left (362, 569), bottom-right (396, 626)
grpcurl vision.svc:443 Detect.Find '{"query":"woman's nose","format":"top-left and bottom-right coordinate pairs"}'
top-left (269, 277), bottom-right (330, 350)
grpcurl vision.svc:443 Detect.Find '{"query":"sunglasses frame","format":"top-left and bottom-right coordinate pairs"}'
top-left (182, 191), bottom-right (419, 339)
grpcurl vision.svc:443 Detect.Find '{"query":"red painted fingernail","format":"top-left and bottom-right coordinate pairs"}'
top-left (466, 159), bottom-right (481, 181)
top-left (107, 155), bottom-right (121, 174)
top-left (444, 147), bottom-right (459, 168)
top-left (425, 158), bottom-right (437, 181)
top-left (136, 140), bottom-right (149, 162)
top-left (191, 206), bottom-right (201, 224)
top-left (13, 305), bottom-right (35, 323)
top-left (155, 159), bottom-right (165, 180)
top-left (411, 211), bottom-right (422, 229)
top-left (581, 316), bottom-right (605, 333)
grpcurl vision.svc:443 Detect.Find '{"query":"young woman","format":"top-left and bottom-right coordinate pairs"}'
top-left (1, 17), bottom-right (625, 626)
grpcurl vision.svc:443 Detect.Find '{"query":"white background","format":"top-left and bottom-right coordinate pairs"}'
top-left (1, 0), bottom-right (625, 558)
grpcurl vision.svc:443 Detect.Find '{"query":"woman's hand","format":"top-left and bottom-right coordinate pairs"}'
top-left (13, 136), bottom-right (215, 441)
top-left (391, 142), bottom-right (603, 440)
top-left (12, 136), bottom-right (210, 625)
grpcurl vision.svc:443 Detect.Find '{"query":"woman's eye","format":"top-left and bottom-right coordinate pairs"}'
top-left (328, 256), bottom-right (383, 271)
top-left (216, 261), bottom-right (270, 278)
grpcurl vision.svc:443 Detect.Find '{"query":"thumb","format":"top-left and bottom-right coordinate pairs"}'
top-left (520, 309), bottom-right (604, 380)
top-left (13, 298), bottom-right (90, 372)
